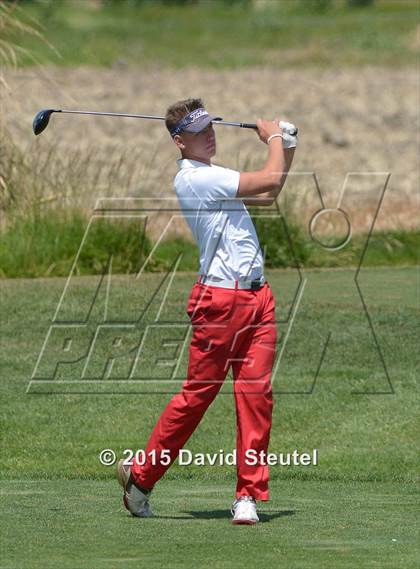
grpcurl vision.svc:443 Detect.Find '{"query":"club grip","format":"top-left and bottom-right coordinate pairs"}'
top-left (241, 122), bottom-right (298, 135)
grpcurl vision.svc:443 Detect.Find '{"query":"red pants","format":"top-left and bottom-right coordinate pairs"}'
top-left (131, 281), bottom-right (277, 501)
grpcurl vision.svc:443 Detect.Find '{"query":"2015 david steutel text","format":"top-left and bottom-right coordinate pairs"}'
top-left (120, 448), bottom-right (318, 467)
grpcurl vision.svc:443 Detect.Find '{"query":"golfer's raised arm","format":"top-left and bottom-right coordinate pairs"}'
top-left (236, 118), bottom-right (296, 206)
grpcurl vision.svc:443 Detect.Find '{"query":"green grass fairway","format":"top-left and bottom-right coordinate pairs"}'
top-left (1, 479), bottom-right (418, 569)
top-left (1, 266), bottom-right (419, 567)
top-left (8, 0), bottom-right (420, 69)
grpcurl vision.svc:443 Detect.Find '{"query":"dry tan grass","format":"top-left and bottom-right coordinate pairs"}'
top-left (2, 65), bottom-right (419, 238)
top-left (406, 23), bottom-right (420, 52)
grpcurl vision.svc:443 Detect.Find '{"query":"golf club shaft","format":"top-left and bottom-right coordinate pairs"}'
top-left (214, 120), bottom-right (257, 129)
top-left (57, 109), bottom-right (166, 120)
top-left (52, 109), bottom-right (258, 129)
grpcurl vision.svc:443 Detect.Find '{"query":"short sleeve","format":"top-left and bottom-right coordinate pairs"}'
top-left (189, 166), bottom-right (240, 203)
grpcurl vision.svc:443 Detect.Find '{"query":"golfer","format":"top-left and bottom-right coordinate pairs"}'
top-left (117, 98), bottom-right (296, 524)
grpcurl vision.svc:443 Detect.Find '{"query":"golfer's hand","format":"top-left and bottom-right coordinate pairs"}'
top-left (256, 118), bottom-right (282, 144)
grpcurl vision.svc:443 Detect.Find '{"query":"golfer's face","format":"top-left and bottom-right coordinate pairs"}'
top-left (182, 124), bottom-right (216, 159)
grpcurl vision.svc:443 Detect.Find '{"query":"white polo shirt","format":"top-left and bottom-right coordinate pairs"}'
top-left (174, 158), bottom-right (264, 281)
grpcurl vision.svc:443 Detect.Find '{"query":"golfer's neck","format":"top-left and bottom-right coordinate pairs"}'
top-left (181, 151), bottom-right (211, 166)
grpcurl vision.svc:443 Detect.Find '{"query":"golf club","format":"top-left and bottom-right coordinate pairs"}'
top-left (32, 108), bottom-right (298, 136)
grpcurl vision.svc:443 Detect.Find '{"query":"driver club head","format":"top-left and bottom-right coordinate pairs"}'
top-left (32, 109), bottom-right (58, 135)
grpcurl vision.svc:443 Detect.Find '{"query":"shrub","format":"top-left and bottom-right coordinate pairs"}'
top-left (248, 207), bottom-right (311, 268)
top-left (0, 210), bottom-right (152, 278)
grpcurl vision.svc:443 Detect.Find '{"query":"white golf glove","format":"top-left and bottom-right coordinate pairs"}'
top-left (279, 120), bottom-right (298, 149)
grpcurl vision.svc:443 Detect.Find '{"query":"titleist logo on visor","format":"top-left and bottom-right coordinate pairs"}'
top-left (189, 109), bottom-right (207, 120)
top-left (170, 108), bottom-right (211, 136)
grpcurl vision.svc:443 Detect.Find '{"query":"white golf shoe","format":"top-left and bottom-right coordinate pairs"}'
top-left (231, 496), bottom-right (259, 525)
top-left (116, 459), bottom-right (154, 518)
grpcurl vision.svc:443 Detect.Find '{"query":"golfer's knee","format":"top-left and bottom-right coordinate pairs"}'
top-left (180, 384), bottom-right (221, 410)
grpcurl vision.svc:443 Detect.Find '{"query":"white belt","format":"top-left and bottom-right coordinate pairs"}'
top-left (198, 274), bottom-right (265, 290)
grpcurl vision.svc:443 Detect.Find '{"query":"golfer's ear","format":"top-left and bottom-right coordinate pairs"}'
top-left (173, 135), bottom-right (185, 150)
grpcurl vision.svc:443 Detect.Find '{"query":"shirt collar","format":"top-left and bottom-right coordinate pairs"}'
top-left (177, 158), bottom-right (211, 170)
